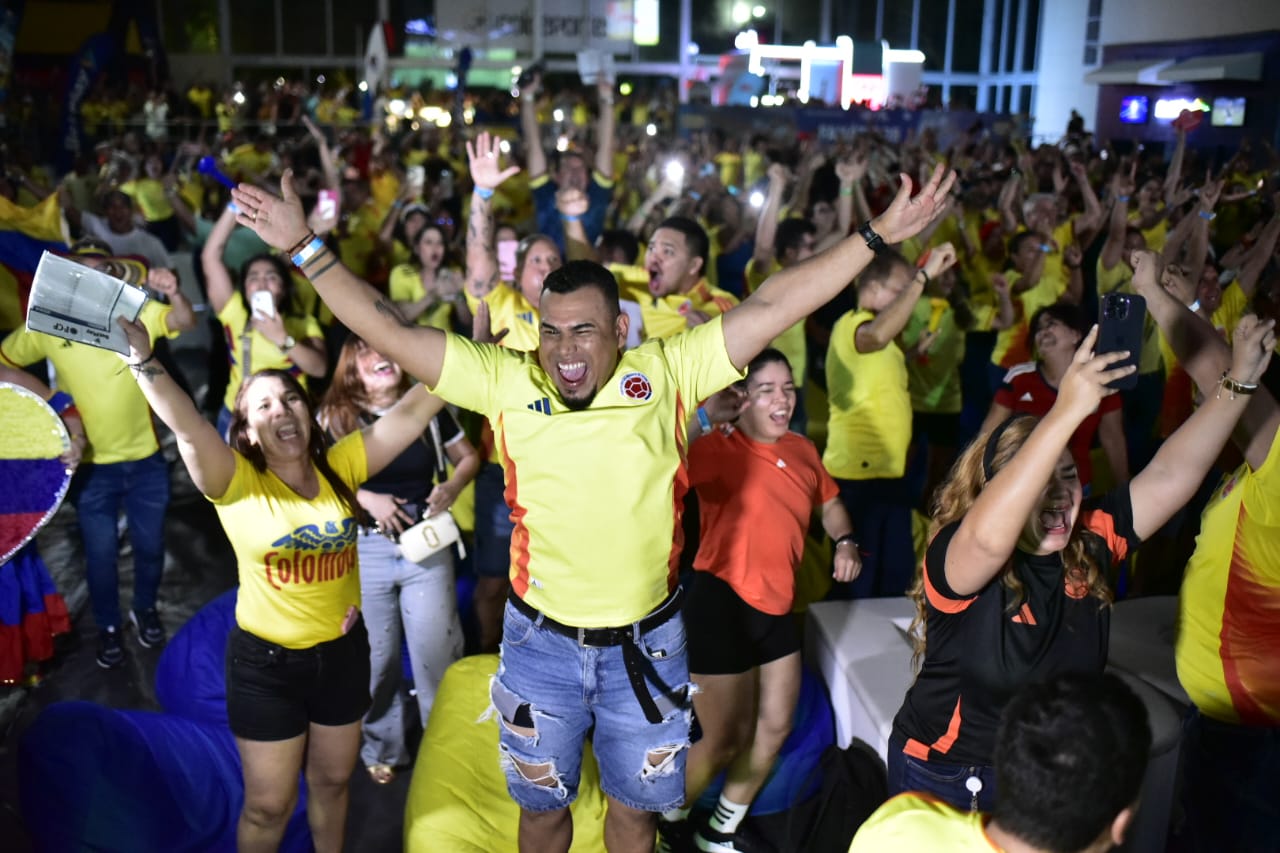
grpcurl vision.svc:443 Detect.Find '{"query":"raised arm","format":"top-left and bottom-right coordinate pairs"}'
top-left (147, 268), bottom-right (197, 334)
top-left (751, 164), bottom-right (788, 267)
top-left (944, 329), bottom-right (1135, 596)
top-left (832, 150), bottom-right (871, 247)
top-left (302, 115), bottom-right (339, 191)
top-left (231, 172), bottom-right (448, 389)
top-left (200, 205), bottom-right (241, 314)
top-left (520, 74), bottom-right (548, 181)
top-left (465, 132), bottom-right (521, 298)
top-left (557, 187), bottom-right (596, 262)
top-left (1235, 211), bottom-right (1280, 298)
top-left (857, 244), bottom-right (957, 353)
top-left (1163, 128), bottom-right (1187, 205)
top-left (1069, 160), bottom-right (1105, 243)
top-left (721, 165), bottom-right (957, 370)
top-left (1131, 250), bottom-right (1280, 470)
top-left (1099, 170), bottom-right (1134, 273)
top-left (594, 81), bottom-right (616, 180)
top-left (117, 315), bottom-right (236, 498)
top-left (1127, 314), bottom-right (1275, 539)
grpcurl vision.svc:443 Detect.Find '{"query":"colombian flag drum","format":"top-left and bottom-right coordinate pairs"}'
top-left (0, 382), bottom-right (72, 682)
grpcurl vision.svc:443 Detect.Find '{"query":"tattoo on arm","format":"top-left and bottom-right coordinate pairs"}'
top-left (375, 297), bottom-right (415, 328)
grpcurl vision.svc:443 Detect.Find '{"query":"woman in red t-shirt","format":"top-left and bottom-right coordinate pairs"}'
top-left (659, 349), bottom-right (860, 850)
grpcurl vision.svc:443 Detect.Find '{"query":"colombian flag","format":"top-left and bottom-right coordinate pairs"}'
top-left (0, 194), bottom-right (69, 332)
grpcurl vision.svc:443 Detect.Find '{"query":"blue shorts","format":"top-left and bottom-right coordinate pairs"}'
top-left (488, 598), bottom-right (694, 812)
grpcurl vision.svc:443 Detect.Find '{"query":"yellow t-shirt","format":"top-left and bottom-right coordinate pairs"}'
top-left (621, 278), bottom-right (740, 342)
top-left (430, 317), bottom-right (744, 627)
top-left (744, 258), bottom-right (806, 387)
top-left (848, 793), bottom-right (997, 852)
top-left (118, 178), bottom-right (174, 223)
top-left (0, 300), bottom-right (177, 464)
top-left (217, 294), bottom-right (324, 412)
top-left (1212, 281), bottom-right (1248, 343)
top-left (824, 309), bottom-right (912, 480)
top-left (336, 203), bottom-right (382, 281)
top-left (388, 263), bottom-right (459, 331)
top-left (1176, 426), bottom-right (1280, 724)
top-left (903, 297), bottom-right (964, 414)
top-left (214, 431), bottom-right (368, 648)
top-left (991, 269), bottom-right (1066, 368)
top-left (463, 284), bottom-right (540, 353)
top-left (223, 144), bottom-right (272, 179)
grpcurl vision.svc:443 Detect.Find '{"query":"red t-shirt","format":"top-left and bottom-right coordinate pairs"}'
top-left (993, 362), bottom-right (1120, 488)
top-left (688, 428), bottom-right (839, 615)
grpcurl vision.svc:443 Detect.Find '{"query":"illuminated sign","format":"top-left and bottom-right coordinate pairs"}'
top-left (743, 33), bottom-right (924, 110)
top-left (1153, 97), bottom-right (1209, 120)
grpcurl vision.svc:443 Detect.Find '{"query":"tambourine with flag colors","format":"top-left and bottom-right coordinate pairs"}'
top-left (0, 382), bottom-right (73, 682)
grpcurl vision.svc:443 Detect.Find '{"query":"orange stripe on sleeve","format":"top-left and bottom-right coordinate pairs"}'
top-left (1083, 508), bottom-right (1128, 562)
top-left (921, 556), bottom-right (976, 614)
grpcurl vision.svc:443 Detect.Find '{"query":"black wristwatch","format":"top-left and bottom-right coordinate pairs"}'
top-left (858, 221), bottom-right (886, 253)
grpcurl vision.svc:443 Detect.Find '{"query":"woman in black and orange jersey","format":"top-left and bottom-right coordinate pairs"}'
top-left (889, 317), bottom-right (1276, 813)
top-left (660, 349), bottom-right (860, 851)
top-left (319, 335), bottom-right (479, 785)
top-left (116, 317), bottom-right (448, 853)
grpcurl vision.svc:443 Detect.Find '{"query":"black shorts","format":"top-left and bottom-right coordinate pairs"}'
top-left (225, 618), bottom-right (372, 741)
top-left (684, 572), bottom-right (801, 675)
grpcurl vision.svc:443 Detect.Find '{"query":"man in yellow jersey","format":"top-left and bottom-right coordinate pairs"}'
top-left (230, 146), bottom-right (956, 853)
top-left (0, 252), bottom-right (195, 669)
top-left (625, 216), bottom-right (739, 341)
top-left (1131, 249), bottom-right (1280, 852)
top-left (850, 672), bottom-right (1151, 853)
top-left (825, 246), bottom-right (957, 598)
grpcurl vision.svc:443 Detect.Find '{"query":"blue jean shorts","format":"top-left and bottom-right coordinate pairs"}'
top-left (488, 598), bottom-right (694, 813)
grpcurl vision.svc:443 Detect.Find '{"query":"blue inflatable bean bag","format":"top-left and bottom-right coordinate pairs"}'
top-left (695, 665), bottom-right (835, 815)
top-left (19, 589), bottom-right (314, 852)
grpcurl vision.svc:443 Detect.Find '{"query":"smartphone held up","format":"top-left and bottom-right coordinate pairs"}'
top-left (1096, 292), bottom-right (1145, 390)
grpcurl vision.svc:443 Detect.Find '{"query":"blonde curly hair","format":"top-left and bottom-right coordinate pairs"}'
top-left (907, 415), bottom-right (1112, 670)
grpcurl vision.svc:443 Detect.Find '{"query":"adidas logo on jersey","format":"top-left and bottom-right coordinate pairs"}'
top-left (527, 397), bottom-right (552, 415)
top-left (1019, 392), bottom-right (1034, 402)
top-left (518, 311), bottom-right (534, 324)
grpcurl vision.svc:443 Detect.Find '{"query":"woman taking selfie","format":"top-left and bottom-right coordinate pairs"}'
top-left (117, 316), bottom-right (446, 853)
top-left (889, 317), bottom-right (1275, 812)
top-left (319, 335), bottom-right (479, 784)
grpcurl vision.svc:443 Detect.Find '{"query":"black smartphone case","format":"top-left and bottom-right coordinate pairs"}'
top-left (1097, 292), bottom-right (1146, 390)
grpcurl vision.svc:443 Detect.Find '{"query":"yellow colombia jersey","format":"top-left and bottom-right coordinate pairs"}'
top-left (118, 178), bottom-right (174, 223)
top-left (990, 268), bottom-right (1065, 368)
top-left (903, 297), bottom-right (964, 414)
top-left (388, 263), bottom-right (459, 331)
top-left (620, 278), bottom-right (739, 342)
top-left (745, 258), bottom-right (806, 387)
top-left (431, 316), bottom-right (744, 627)
top-left (0, 300), bottom-right (177, 465)
top-left (218, 294), bottom-right (324, 412)
top-left (1176, 427), bottom-right (1280, 725)
top-left (824, 310), bottom-right (912, 480)
top-left (1212, 281), bottom-right (1247, 343)
top-left (848, 793), bottom-right (997, 852)
top-left (215, 431), bottom-right (368, 649)
top-left (464, 284), bottom-right (540, 352)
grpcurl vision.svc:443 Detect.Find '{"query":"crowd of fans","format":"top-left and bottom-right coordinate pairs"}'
top-left (3, 66), bottom-right (1280, 853)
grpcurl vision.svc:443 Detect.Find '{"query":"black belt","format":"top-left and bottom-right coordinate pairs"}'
top-left (506, 587), bottom-right (683, 647)
top-left (506, 588), bottom-right (687, 724)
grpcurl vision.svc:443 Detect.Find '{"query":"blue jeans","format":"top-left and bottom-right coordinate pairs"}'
top-left (488, 599), bottom-right (694, 812)
top-left (357, 530), bottom-right (463, 768)
top-left (887, 733), bottom-right (998, 813)
top-left (829, 476), bottom-right (915, 599)
top-left (68, 451), bottom-right (169, 630)
top-left (1179, 710), bottom-right (1280, 852)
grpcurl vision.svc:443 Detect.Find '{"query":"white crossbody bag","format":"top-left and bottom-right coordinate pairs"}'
top-left (397, 418), bottom-right (466, 563)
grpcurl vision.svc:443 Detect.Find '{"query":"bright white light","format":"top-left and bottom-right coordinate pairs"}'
top-left (420, 106), bottom-right (442, 121)
top-left (275, 77), bottom-right (286, 88)
top-left (232, 91), bottom-right (245, 105)
top-left (553, 108), bottom-right (565, 122)
top-left (646, 123), bottom-right (657, 136)
top-left (749, 34), bottom-right (863, 109)
top-left (1154, 97), bottom-right (1210, 120)
top-left (499, 139), bottom-right (511, 154)
top-left (750, 95), bottom-right (759, 107)
top-left (512, 66), bottom-right (523, 77)
top-left (732, 2), bottom-right (751, 24)
top-left (752, 4), bottom-right (766, 17)
top-left (445, 72), bottom-right (458, 89)
top-left (556, 135), bottom-right (570, 152)
top-left (665, 161), bottom-right (685, 185)
top-left (388, 99), bottom-right (406, 115)
top-left (688, 42), bottom-right (700, 56)
top-left (884, 48), bottom-right (926, 64)
top-left (620, 82), bottom-right (633, 96)
top-left (735, 30), bottom-right (759, 50)
top-left (749, 190), bottom-right (765, 208)
top-left (316, 75), bottom-right (326, 84)
top-left (358, 81), bottom-right (369, 92)
top-left (463, 107), bottom-right (476, 125)
top-left (436, 113), bottom-right (452, 128)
